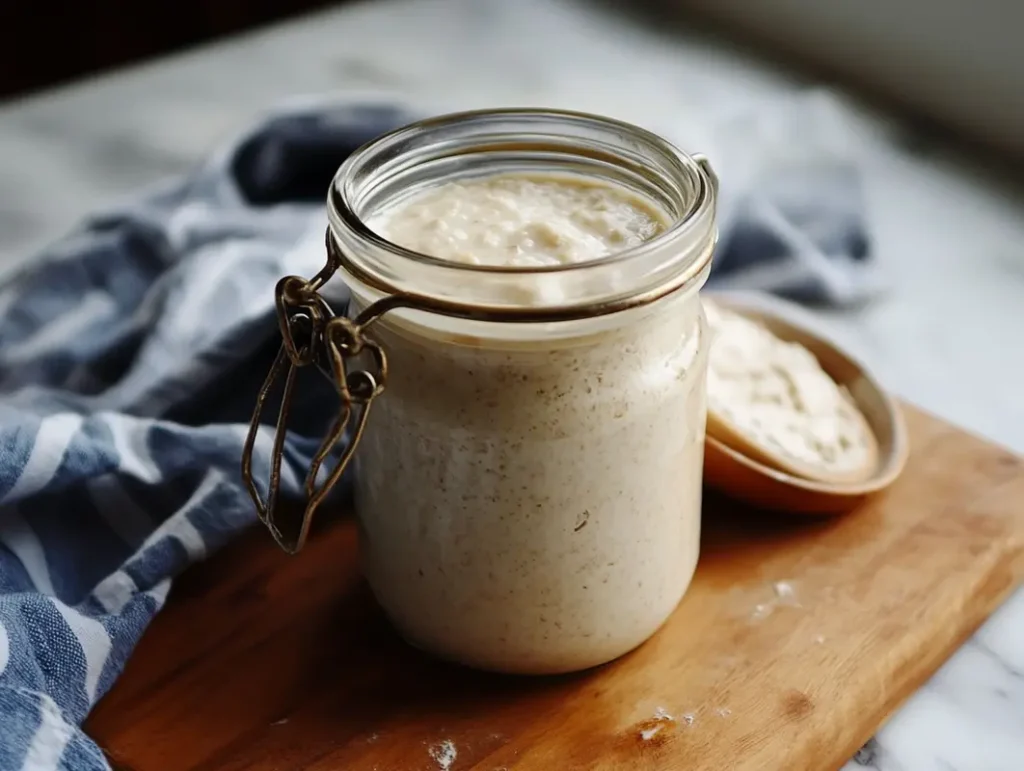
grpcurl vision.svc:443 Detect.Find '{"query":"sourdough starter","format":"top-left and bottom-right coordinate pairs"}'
top-left (374, 174), bottom-right (666, 266)
top-left (354, 174), bottom-right (707, 673)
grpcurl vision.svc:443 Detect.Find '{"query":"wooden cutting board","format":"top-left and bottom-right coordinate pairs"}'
top-left (86, 404), bottom-right (1024, 771)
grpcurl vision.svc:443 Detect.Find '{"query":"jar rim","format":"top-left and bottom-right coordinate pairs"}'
top-left (328, 108), bottom-right (715, 274)
top-left (326, 108), bottom-right (716, 323)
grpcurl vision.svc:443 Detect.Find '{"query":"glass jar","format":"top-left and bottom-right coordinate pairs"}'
top-left (254, 109), bottom-right (717, 675)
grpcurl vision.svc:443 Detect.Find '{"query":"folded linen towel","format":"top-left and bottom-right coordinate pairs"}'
top-left (0, 98), bottom-right (875, 770)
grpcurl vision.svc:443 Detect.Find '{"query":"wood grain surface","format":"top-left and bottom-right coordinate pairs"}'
top-left (86, 404), bottom-right (1024, 771)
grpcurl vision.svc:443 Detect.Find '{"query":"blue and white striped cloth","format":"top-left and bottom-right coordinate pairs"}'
top-left (0, 99), bottom-right (875, 769)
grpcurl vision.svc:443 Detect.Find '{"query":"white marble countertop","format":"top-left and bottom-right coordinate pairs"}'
top-left (1, 0), bottom-right (1022, 768)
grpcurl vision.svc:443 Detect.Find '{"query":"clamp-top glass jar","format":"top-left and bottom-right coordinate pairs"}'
top-left (244, 109), bottom-right (717, 675)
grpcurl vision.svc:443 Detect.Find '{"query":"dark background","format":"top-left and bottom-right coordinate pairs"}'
top-left (0, 1), bottom-right (342, 99)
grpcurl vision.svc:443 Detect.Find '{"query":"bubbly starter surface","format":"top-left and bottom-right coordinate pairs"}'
top-left (356, 173), bottom-right (706, 673)
top-left (368, 174), bottom-right (666, 267)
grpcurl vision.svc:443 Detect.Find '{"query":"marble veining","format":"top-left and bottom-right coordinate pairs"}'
top-left (0, 0), bottom-right (1022, 768)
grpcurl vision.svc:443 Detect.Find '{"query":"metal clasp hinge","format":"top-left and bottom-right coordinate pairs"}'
top-left (240, 232), bottom-right (387, 555)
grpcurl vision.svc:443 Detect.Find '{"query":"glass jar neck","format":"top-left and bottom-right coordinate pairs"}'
top-left (327, 109), bottom-right (716, 332)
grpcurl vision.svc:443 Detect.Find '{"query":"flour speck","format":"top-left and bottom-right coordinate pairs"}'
top-left (752, 580), bottom-right (803, 621)
top-left (640, 725), bottom-right (664, 741)
top-left (429, 740), bottom-right (458, 770)
top-left (637, 706), bottom-right (677, 741)
top-left (715, 707), bottom-right (731, 717)
top-left (774, 581), bottom-right (798, 606)
top-left (813, 634), bottom-right (826, 644)
top-left (682, 713), bottom-right (696, 726)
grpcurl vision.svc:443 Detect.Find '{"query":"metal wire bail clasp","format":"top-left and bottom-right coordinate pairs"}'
top-left (240, 233), bottom-right (388, 554)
